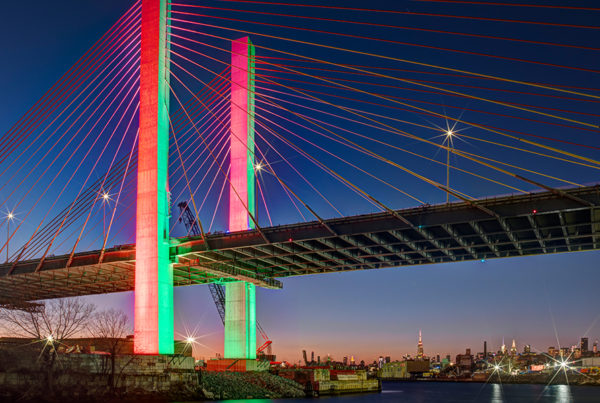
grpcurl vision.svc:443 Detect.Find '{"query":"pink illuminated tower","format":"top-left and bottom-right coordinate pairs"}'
top-left (225, 37), bottom-right (257, 360)
top-left (229, 36), bottom-right (256, 232)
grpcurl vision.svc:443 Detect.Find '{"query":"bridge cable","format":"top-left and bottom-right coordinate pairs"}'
top-left (168, 114), bottom-right (208, 245)
top-left (0, 6), bottom-right (141, 165)
top-left (211, 0), bottom-right (600, 30)
top-left (167, 20), bottom-right (600, 100)
top-left (167, 77), bottom-right (270, 243)
top-left (169, 41), bottom-right (566, 203)
top-left (169, 3), bottom-right (600, 52)
top-left (170, 11), bottom-right (600, 76)
top-left (167, 29), bottom-right (600, 168)
top-left (254, 70), bottom-right (600, 136)
top-left (253, 85), bottom-right (600, 170)
top-left (168, 64), bottom-right (342, 235)
top-left (168, 45), bottom-right (424, 207)
top-left (4, 67), bottom-right (141, 267)
top-left (168, 52), bottom-right (385, 213)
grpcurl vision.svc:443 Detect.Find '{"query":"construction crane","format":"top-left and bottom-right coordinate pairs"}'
top-left (177, 201), bottom-right (272, 357)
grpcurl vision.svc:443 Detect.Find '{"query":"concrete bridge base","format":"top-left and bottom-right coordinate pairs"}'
top-left (224, 281), bottom-right (256, 360)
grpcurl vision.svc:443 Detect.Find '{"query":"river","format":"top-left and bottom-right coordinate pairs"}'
top-left (221, 381), bottom-right (600, 402)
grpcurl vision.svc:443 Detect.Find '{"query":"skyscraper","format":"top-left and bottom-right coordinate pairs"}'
top-left (417, 330), bottom-right (424, 360)
top-left (581, 337), bottom-right (589, 353)
top-left (510, 339), bottom-right (517, 356)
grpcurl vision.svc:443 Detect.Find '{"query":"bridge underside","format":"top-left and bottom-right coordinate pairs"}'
top-left (0, 186), bottom-right (598, 302)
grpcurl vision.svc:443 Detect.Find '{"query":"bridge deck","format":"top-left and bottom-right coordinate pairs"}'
top-left (1, 186), bottom-right (598, 302)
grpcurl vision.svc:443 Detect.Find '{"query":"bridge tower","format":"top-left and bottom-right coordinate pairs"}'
top-left (225, 37), bottom-right (257, 360)
top-left (135, 0), bottom-right (173, 355)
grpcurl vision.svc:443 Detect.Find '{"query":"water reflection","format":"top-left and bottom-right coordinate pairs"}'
top-left (553, 384), bottom-right (573, 403)
top-left (217, 383), bottom-right (596, 402)
top-left (490, 383), bottom-right (503, 402)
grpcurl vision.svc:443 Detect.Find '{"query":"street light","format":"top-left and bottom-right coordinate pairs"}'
top-left (5, 211), bottom-right (15, 263)
top-left (101, 192), bottom-right (110, 239)
top-left (445, 130), bottom-right (454, 204)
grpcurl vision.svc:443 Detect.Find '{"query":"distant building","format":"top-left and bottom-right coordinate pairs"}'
top-left (510, 339), bottom-right (517, 356)
top-left (385, 356), bottom-right (391, 364)
top-left (379, 361), bottom-right (408, 379)
top-left (594, 341), bottom-right (598, 354)
top-left (581, 337), bottom-right (589, 353)
top-left (524, 345), bottom-right (531, 354)
top-left (416, 330), bottom-right (424, 360)
top-left (548, 346), bottom-right (558, 357)
top-left (581, 357), bottom-right (600, 368)
top-left (406, 359), bottom-right (430, 376)
top-left (455, 348), bottom-right (474, 374)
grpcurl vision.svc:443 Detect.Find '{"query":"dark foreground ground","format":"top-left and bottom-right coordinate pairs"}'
top-left (0, 349), bottom-right (305, 402)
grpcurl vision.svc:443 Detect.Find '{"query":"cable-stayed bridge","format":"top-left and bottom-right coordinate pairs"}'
top-left (0, 0), bottom-right (599, 358)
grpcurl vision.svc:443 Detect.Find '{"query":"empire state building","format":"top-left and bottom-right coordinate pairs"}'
top-left (417, 330), bottom-right (424, 360)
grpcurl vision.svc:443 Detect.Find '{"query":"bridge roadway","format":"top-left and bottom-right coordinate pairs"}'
top-left (0, 185), bottom-right (598, 303)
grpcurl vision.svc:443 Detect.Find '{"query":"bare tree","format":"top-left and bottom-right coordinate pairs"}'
top-left (0, 297), bottom-right (95, 393)
top-left (89, 308), bottom-right (131, 391)
top-left (0, 297), bottom-right (95, 341)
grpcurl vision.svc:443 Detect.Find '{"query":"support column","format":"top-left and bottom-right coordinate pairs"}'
top-left (225, 36), bottom-right (256, 360)
top-left (135, 0), bottom-right (173, 355)
top-left (224, 282), bottom-right (256, 359)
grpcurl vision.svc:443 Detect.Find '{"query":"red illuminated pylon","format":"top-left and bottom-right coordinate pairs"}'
top-left (135, 0), bottom-right (173, 355)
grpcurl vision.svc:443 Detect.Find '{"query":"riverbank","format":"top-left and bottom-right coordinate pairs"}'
top-left (200, 371), bottom-right (305, 399)
top-left (0, 349), bottom-right (308, 402)
top-left (0, 348), bottom-right (385, 401)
